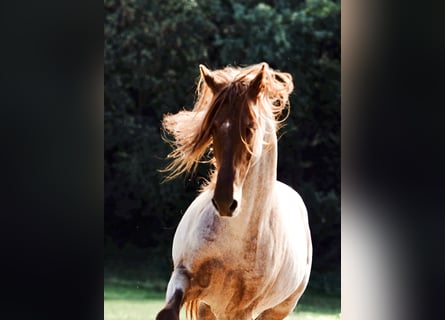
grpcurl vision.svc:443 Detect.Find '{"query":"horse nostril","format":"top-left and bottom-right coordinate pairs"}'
top-left (212, 198), bottom-right (219, 211)
top-left (229, 200), bottom-right (238, 212)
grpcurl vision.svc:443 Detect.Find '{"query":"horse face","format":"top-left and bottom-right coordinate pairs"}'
top-left (211, 99), bottom-right (254, 217)
top-left (199, 64), bottom-right (264, 217)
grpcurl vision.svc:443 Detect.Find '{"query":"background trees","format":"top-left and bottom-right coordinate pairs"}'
top-left (105, 0), bottom-right (340, 293)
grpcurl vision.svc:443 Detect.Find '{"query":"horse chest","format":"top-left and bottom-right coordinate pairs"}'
top-left (191, 213), bottom-right (267, 267)
top-left (188, 256), bottom-right (267, 313)
top-left (187, 227), bottom-right (275, 305)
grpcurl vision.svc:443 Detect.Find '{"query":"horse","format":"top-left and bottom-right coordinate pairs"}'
top-left (156, 62), bottom-right (312, 320)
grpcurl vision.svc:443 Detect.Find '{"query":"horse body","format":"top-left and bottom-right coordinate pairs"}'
top-left (156, 63), bottom-right (312, 320)
top-left (170, 182), bottom-right (310, 319)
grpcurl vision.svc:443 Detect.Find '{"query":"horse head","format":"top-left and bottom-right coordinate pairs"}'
top-left (199, 64), bottom-right (265, 217)
top-left (162, 62), bottom-right (292, 217)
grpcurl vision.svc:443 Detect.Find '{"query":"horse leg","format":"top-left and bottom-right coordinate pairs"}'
top-left (156, 266), bottom-right (190, 320)
top-left (198, 303), bottom-right (249, 320)
top-left (255, 283), bottom-right (307, 320)
top-left (198, 302), bottom-right (216, 320)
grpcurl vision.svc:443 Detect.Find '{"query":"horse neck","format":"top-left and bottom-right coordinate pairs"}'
top-left (239, 131), bottom-right (278, 226)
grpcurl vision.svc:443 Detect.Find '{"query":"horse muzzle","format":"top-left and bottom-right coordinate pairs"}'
top-left (212, 197), bottom-right (238, 217)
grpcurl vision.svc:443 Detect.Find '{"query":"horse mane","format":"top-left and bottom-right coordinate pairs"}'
top-left (184, 299), bottom-right (199, 320)
top-left (161, 62), bottom-right (294, 180)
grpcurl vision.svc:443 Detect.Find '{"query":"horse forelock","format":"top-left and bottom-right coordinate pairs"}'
top-left (162, 63), bottom-right (294, 181)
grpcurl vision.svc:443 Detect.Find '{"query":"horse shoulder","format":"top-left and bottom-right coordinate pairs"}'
top-left (274, 181), bottom-right (309, 226)
top-left (271, 181), bottom-right (312, 284)
top-left (171, 190), bottom-right (220, 267)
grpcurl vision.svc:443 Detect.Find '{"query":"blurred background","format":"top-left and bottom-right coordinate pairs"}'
top-left (104, 0), bottom-right (339, 317)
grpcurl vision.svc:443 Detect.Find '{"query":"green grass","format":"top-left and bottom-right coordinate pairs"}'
top-left (104, 280), bottom-right (340, 320)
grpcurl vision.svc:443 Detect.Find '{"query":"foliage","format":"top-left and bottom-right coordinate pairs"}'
top-left (105, 0), bottom-right (340, 292)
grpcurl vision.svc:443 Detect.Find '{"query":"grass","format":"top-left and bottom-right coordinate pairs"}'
top-left (104, 279), bottom-right (340, 320)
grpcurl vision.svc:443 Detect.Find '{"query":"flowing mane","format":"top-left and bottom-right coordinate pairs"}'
top-left (162, 62), bottom-right (294, 180)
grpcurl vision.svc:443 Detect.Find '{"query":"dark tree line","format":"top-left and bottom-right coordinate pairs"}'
top-left (105, 0), bottom-right (340, 293)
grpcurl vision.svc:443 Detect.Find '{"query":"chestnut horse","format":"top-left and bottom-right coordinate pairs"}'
top-left (156, 63), bottom-right (312, 320)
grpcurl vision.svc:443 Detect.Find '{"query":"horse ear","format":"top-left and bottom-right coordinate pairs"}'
top-left (248, 63), bottom-right (266, 100)
top-left (199, 64), bottom-right (221, 93)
